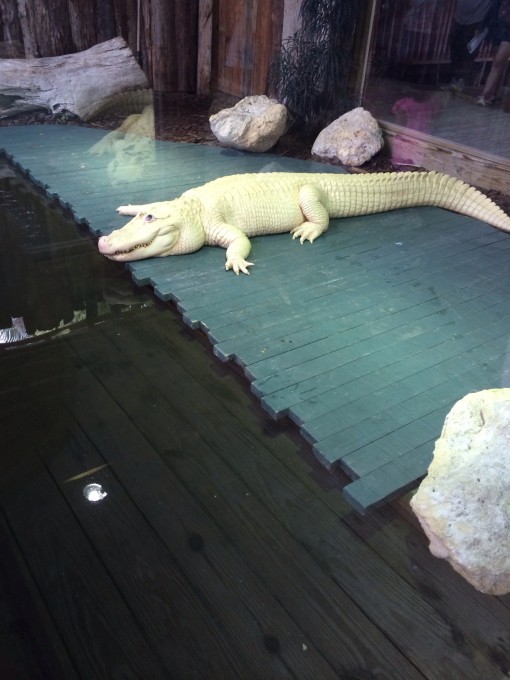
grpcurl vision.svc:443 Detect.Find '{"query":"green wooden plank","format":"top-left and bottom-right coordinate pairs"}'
top-left (178, 209), bottom-right (470, 311)
top-left (261, 312), bottom-right (510, 419)
top-left (341, 443), bottom-right (433, 514)
top-left (291, 335), bottom-right (506, 425)
top-left (129, 254), bottom-right (219, 287)
top-left (223, 270), bottom-right (507, 370)
top-left (316, 359), bottom-right (502, 471)
top-left (313, 353), bottom-right (505, 473)
top-left (211, 259), bottom-right (506, 359)
top-left (326, 411), bottom-right (439, 477)
top-left (245, 281), bottom-right (508, 383)
top-left (295, 332), bottom-right (506, 436)
top-left (213, 245), bottom-right (507, 364)
top-left (186, 219), bottom-right (502, 340)
top-left (253, 295), bottom-right (509, 403)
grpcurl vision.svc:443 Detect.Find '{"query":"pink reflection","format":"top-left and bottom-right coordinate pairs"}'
top-left (391, 95), bottom-right (441, 165)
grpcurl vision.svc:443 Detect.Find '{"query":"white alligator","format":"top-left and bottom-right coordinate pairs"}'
top-left (97, 171), bottom-right (510, 274)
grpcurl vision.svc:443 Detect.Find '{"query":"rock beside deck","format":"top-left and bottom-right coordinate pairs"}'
top-left (411, 389), bottom-right (510, 595)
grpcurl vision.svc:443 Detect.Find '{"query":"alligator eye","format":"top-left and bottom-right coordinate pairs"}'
top-left (144, 214), bottom-right (154, 223)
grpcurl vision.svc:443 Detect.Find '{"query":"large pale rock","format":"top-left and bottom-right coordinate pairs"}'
top-left (410, 389), bottom-right (510, 595)
top-left (312, 107), bottom-right (383, 166)
top-left (209, 95), bottom-right (287, 153)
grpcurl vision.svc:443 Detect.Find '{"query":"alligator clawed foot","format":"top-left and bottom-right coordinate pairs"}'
top-left (290, 222), bottom-right (323, 244)
top-left (225, 257), bottom-right (254, 275)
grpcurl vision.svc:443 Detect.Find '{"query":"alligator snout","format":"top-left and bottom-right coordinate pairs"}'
top-left (97, 235), bottom-right (111, 254)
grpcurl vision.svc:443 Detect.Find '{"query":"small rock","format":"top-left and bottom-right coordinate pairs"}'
top-left (311, 107), bottom-right (383, 166)
top-left (410, 389), bottom-right (510, 595)
top-left (209, 95), bottom-right (288, 153)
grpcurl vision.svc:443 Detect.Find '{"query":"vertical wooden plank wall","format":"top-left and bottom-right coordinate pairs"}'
top-left (216, 0), bottom-right (284, 97)
top-left (0, 0), bottom-right (23, 55)
top-left (16, 0), bottom-right (75, 56)
top-left (1, 0), bottom-right (288, 97)
top-left (197, 0), bottom-right (214, 94)
top-left (146, 0), bottom-right (199, 92)
top-left (253, 0), bottom-right (284, 93)
top-left (3, 0), bottom-right (139, 57)
top-left (217, 0), bottom-right (243, 95)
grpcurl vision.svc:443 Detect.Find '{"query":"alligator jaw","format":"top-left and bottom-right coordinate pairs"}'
top-left (98, 234), bottom-right (156, 260)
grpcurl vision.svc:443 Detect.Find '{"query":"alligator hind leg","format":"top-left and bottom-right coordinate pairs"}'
top-left (291, 184), bottom-right (330, 243)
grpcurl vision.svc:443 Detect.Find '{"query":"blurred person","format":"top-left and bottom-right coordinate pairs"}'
top-left (447, 0), bottom-right (497, 90)
top-left (398, 0), bottom-right (441, 62)
top-left (478, 0), bottom-right (510, 104)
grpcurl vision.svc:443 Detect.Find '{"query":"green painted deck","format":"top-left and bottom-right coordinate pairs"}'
top-left (1, 124), bottom-right (509, 512)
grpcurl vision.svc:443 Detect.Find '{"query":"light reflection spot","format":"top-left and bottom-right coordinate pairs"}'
top-left (83, 483), bottom-right (108, 502)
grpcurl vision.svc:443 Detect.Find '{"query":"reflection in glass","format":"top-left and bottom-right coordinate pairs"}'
top-left (363, 0), bottom-right (510, 160)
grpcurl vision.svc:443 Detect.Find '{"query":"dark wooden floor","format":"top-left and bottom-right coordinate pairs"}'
top-left (2, 300), bottom-right (510, 680)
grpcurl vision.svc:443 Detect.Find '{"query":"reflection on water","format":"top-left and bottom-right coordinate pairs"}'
top-left (0, 157), bottom-right (160, 512)
top-left (0, 159), bottom-right (153, 344)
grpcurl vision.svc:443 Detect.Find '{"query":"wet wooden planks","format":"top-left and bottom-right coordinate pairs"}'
top-left (3, 303), bottom-right (510, 678)
top-left (2, 124), bottom-right (510, 512)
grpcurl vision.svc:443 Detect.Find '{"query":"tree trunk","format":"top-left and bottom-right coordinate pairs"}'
top-left (0, 36), bottom-right (149, 120)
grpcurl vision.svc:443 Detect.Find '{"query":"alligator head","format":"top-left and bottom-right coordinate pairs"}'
top-left (97, 198), bottom-right (206, 261)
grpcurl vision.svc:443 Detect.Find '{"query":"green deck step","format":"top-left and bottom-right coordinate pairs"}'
top-left (2, 124), bottom-right (509, 513)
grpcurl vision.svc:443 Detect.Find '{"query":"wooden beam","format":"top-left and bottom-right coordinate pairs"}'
top-left (380, 119), bottom-right (510, 195)
top-left (197, 0), bottom-right (213, 94)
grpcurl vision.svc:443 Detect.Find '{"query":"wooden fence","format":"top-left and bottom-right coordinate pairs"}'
top-left (0, 0), bottom-right (287, 97)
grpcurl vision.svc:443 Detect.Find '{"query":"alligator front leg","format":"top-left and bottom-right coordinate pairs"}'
top-left (291, 184), bottom-right (330, 243)
top-left (208, 222), bottom-right (254, 275)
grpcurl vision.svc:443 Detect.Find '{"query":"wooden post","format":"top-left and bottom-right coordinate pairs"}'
top-left (197, 0), bottom-right (213, 95)
top-left (16, 0), bottom-right (75, 57)
top-left (148, 0), bottom-right (199, 93)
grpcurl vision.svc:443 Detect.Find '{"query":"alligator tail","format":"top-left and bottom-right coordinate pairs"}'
top-left (327, 171), bottom-right (510, 233)
top-left (360, 171), bottom-right (510, 232)
top-left (423, 171), bottom-right (510, 232)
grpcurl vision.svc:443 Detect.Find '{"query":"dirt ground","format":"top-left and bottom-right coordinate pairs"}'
top-left (1, 92), bottom-right (509, 214)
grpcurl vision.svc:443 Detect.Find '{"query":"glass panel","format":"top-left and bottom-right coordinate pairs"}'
top-left (362, 0), bottom-right (510, 161)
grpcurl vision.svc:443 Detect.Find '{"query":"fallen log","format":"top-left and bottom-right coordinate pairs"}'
top-left (0, 36), bottom-right (149, 120)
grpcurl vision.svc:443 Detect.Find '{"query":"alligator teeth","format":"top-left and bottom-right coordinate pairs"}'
top-left (114, 237), bottom-right (155, 255)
